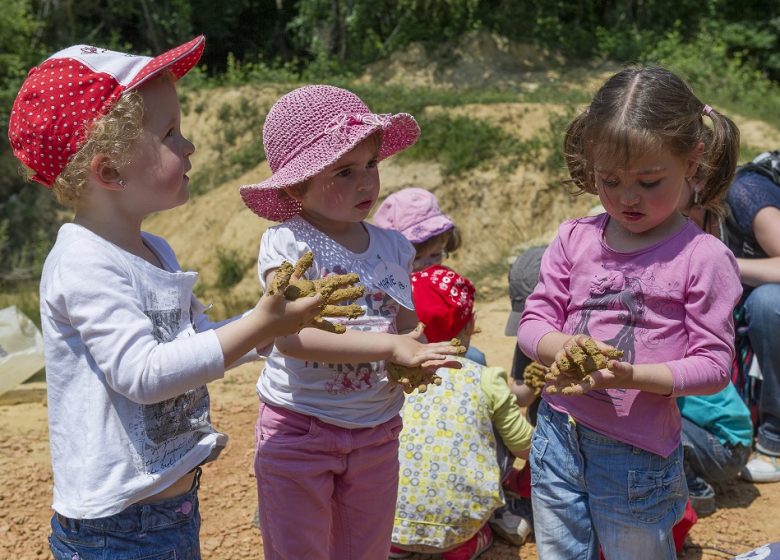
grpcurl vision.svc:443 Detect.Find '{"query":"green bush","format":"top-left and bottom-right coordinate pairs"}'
top-left (399, 114), bottom-right (513, 176)
top-left (215, 247), bottom-right (247, 290)
top-left (642, 23), bottom-right (780, 128)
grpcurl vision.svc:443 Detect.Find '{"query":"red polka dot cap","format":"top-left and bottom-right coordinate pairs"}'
top-left (239, 85), bottom-right (420, 222)
top-left (8, 35), bottom-right (205, 187)
top-left (411, 265), bottom-right (476, 344)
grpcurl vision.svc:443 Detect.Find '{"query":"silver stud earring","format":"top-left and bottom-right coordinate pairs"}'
top-left (118, 179), bottom-right (126, 188)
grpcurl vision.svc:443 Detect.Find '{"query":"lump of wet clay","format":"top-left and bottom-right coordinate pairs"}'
top-left (523, 361), bottom-right (549, 396)
top-left (545, 337), bottom-right (624, 395)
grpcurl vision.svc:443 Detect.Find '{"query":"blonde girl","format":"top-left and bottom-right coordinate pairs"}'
top-left (8, 38), bottom-right (322, 559)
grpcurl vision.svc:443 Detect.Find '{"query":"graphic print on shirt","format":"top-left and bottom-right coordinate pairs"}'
top-left (571, 270), bottom-right (645, 363)
top-left (325, 362), bottom-right (375, 394)
top-left (132, 289), bottom-right (210, 473)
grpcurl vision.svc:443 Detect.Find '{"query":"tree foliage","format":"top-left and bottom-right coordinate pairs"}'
top-left (0, 0), bottom-right (778, 281)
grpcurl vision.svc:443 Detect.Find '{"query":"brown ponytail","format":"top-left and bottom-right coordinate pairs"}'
top-left (696, 109), bottom-right (740, 216)
top-left (562, 66), bottom-right (741, 214)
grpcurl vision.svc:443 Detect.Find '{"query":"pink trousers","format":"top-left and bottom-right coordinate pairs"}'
top-left (254, 402), bottom-right (402, 560)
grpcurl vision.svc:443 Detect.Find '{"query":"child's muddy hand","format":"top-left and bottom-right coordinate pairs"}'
top-left (592, 359), bottom-right (634, 390)
top-left (546, 335), bottom-right (625, 395)
top-left (390, 335), bottom-right (465, 368)
top-left (387, 336), bottom-right (466, 394)
top-left (259, 288), bottom-right (324, 337)
top-left (268, 252), bottom-right (365, 334)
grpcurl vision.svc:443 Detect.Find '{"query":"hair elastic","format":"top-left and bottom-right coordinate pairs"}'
top-left (702, 104), bottom-right (713, 117)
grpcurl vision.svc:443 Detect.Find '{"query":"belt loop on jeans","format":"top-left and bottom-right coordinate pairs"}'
top-left (192, 466), bottom-right (203, 491)
top-left (56, 512), bottom-right (79, 531)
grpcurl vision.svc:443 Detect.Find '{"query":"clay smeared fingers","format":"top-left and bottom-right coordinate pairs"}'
top-left (291, 251), bottom-right (314, 280)
top-left (268, 262), bottom-right (294, 295)
top-left (321, 304), bottom-right (364, 319)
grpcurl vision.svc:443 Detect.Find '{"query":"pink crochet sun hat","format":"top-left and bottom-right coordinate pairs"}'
top-left (239, 85), bottom-right (420, 221)
top-left (8, 36), bottom-right (205, 187)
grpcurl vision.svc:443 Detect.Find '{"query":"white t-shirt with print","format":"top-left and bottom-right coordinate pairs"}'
top-left (41, 224), bottom-right (238, 519)
top-left (258, 216), bottom-right (415, 428)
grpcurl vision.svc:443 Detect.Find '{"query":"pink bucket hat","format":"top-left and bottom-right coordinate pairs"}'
top-left (239, 85), bottom-right (420, 221)
top-left (8, 36), bottom-right (205, 187)
top-left (373, 187), bottom-right (454, 244)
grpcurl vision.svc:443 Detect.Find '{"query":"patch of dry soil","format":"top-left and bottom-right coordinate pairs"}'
top-left (1, 295), bottom-right (778, 559)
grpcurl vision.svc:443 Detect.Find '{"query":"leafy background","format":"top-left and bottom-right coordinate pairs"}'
top-left (1, 0), bottom-right (779, 321)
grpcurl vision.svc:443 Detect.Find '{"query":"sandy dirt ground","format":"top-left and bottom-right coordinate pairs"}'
top-left (1, 297), bottom-right (778, 559)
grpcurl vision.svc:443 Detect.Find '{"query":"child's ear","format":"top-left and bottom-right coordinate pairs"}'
top-left (686, 142), bottom-right (705, 178)
top-left (284, 182), bottom-right (308, 202)
top-left (89, 154), bottom-right (123, 191)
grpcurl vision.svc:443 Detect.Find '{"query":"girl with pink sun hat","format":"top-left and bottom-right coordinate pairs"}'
top-left (241, 85), bottom-right (464, 559)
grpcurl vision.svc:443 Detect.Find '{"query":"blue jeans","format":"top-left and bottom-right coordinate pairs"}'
top-left (49, 469), bottom-right (202, 560)
top-left (745, 283), bottom-right (780, 455)
top-left (464, 345), bottom-right (486, 366)
top-left (681, 417), bottom-right (751, 493)
top-left (531, 400), bottom-right (686, 560)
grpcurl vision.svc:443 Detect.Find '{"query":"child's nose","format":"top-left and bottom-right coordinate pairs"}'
top-left (183, 136), bottom-right (195, 157)
top-left (620, 186), bottom-right (640, 206)
top-left (356, 171), bottom-right (377, 191)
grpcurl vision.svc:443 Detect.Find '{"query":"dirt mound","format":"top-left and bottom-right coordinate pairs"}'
top-left (361, 31), bottom-right (566, 91)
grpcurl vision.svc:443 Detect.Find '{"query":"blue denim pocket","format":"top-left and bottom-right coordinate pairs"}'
top-left (628, 459), bottom-right (684, 523)
top-left (529, 428), bottom-right (549, 487)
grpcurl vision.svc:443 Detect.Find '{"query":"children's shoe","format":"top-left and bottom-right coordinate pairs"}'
top-left (686, 476), bottom-right (716, 517)
top-left (388, 545), bottom-right (412, 559)
top-left (441, 524), bottom-right (494, 560)
top-left (489, 499), bottom-right (533, 545)
top-left (741, 450), bottom-right (780, 483)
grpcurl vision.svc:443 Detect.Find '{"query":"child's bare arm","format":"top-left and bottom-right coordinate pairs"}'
top-left (511, 379), bottom-right (538, 408)
top-left (535, 330), bottom-right (574, 366)
top-left (216, 292), bottom-right (323, 367)
top-left (274, 327), bottom-right (459, 366)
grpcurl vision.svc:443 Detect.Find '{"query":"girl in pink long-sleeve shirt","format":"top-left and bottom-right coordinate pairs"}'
top-left (517, 66), bottom-right (742, 560)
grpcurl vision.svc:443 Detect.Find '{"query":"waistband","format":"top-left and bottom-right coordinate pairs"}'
top-left (56, 467), bottom-right (202, 532)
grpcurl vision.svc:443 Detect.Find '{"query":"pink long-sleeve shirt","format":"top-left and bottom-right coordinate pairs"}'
top-left (518, 214), bottom-right (742, 456)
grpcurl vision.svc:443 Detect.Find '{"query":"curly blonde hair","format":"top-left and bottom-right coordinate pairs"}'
top-left (45, 88), bottom-right (146, 207)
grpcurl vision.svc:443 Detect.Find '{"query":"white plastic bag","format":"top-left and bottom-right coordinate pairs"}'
top-left (0, 306), bottom-right (44, 396)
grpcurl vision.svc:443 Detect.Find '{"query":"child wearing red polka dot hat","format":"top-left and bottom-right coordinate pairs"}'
top-left (8, 38), bottom-right (325, 559)
top-left (390, 265), bottom-right (534, 558)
